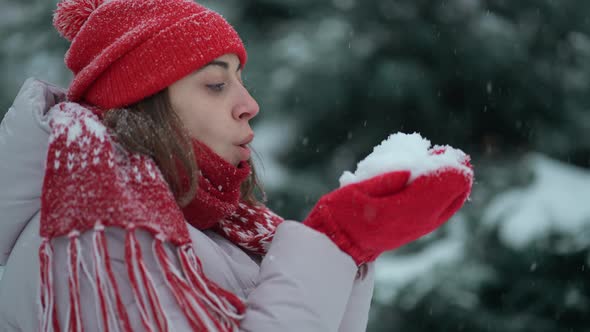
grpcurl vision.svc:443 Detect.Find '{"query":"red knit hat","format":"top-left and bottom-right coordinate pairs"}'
top-left (53, 0), bottom-right (247, 110)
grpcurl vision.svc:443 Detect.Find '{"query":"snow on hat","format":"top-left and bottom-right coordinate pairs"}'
top-left (53, 0), bottom-right (247, 111)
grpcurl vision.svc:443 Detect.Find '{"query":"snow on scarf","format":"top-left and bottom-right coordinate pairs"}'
top-left (39, 102), bottom-right (283, 331)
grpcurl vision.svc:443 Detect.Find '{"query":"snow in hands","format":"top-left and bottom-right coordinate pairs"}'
top-left (339, 132), bottom-right (473, 187)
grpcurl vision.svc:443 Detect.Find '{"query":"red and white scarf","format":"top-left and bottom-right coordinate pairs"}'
top-left (39, 102), bottom-right (283, 331)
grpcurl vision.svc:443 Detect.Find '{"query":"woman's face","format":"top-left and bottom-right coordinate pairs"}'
top-left (168, 54), bottom-right (259, 166)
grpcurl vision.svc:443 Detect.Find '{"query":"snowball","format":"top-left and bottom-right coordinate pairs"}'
top-left (339, 132), bottom-right (472, 187)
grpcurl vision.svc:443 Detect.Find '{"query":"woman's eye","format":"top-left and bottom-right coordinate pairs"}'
top-left (206, 83), bottom-right (225, 92)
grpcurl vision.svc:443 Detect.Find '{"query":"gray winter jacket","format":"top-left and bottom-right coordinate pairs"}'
top-left (0, 78), bottom-right (375, 331)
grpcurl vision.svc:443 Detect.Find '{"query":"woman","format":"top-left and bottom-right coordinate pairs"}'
top-left (0, 0), bottom-right (473, 331)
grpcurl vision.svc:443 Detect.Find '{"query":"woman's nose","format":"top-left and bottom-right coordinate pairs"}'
top-left (233, 84), bottom-right (260, 121)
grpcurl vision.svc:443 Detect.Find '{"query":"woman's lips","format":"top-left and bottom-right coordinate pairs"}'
top-left (237, 133), bottom-right (254, 146)
top-left (235, 133), bottom-right (254, 161)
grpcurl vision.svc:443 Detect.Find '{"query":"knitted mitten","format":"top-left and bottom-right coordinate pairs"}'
top-left (303, 153), bottom-right (473, 265)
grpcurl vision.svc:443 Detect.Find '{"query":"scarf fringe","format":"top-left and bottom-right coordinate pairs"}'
top-left (39, 226), bottom-right (246, 332)
top-left (177, 245), bottom-right (246, 322)
top-left (66, 231), bottom-right (83, 332)
top-left (39, 239), bottom-right (60, 332)
top-left (153, 238), bottom-right (239, 331)
top-left (93, 225), bottom-right (132, 332)
top-left (126, 225), bottom-right (168, 332)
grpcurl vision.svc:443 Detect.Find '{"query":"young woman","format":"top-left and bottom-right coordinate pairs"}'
top-left (0, 0), bottom-right (473, 331)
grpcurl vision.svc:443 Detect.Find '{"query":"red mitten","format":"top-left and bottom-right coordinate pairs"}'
top-left (303, 159), bottom-right (473, 266)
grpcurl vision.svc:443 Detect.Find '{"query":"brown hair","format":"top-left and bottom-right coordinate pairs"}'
top-left (102, 88), bottom-right (263, 208)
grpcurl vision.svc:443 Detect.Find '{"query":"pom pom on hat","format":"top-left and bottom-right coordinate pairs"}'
top-left (53, 0), bottom-right (105, 41)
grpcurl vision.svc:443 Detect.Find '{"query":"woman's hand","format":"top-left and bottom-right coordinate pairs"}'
top-left (303, 158), bottom-right (473, 266)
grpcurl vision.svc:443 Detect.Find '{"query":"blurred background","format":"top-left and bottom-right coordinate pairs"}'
top-left (1, 0), bottom-right (590, 330)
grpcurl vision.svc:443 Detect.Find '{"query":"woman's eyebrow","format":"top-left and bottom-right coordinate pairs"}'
top-left (203, 60), bottom-right (242, 72)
